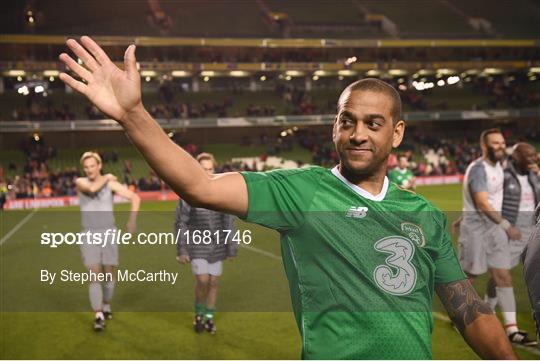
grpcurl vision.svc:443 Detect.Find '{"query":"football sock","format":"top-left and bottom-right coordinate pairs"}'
top-left (204, 308), bottom-right (215, 320)
top-left (103, 303), bottom-right (111, 313)
top-left (484, 294), bottom-right (498, 312)
top-left (497, 286), bottom-right (518, 334)
top-left (103, 280), bottom-right (115, 303)
top-left (195, 303), bottom-right (205, 316)
top-left (89, 282), bottom-right (103, 311)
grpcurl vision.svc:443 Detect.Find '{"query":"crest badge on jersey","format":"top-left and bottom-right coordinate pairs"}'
top-left (400, 222), bottom-right (426, 247)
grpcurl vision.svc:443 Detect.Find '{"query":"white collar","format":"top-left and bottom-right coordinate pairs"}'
top-left (331, 166), bottom-right (389, 202)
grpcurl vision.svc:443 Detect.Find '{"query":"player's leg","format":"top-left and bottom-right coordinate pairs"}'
top-left (101, 238), bottom-right (119, 320)
top-left (191, 258), bottom-right (210, 333)
top-left (102, 264), bottom-right (116, 320)
top-left (523, 225), bottom-right (540, 349)
top-left (203, 261), bottom-right (223, 334)
top-left (488, 225), bottom-right (536, 345)
top-left (204, 275), bottom-right (219, 334)
top-left (490, 267), bottom-right (536, 346)
top-left (485, 277), bottom-right (498, 311)
top-left (81, 242), bottom-right (106, 331)
top-left (458, 219), bottom-right (488, 277)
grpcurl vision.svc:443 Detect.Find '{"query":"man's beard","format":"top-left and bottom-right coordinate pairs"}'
top-left (486, 146), bottom-right (503, 163)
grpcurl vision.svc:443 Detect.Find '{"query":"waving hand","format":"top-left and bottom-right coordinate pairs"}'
top-left (59, 36), bottom-right (142, 122)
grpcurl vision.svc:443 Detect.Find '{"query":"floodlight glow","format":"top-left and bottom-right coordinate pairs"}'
top-left (388, 69), bottom-right (407, 76)
top-left (345, 56), bottom-right (357, 66)
top-left (447, 76), bottom-right (460, 85)
top-left (171, 70), bottom-right (191, 77)
top-left (338, 70), bottom-right (357, 77)
top-left (141, 70), bottom-right (157, 77)
top-left (366, 70), bottom-right (381, 77)
top-left (484, 68), bottom-right (503, 75)
top-left (43, 70), bottom-right (59, 77)
top-left (436, 68), bottom-right (456, 76)
top-left (285, 70), bottom-right (303, 77)
top-left (230, 70), bottom-right (249, 77)
top-left (7, 70), bottom-right (26, 77)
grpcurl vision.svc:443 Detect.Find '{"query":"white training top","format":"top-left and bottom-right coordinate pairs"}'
top-left (462, 158), bottom-right (504, 222)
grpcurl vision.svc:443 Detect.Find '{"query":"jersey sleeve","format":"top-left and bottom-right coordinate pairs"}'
top-left (468, 162), bottom-right (487, 194)
top-left (433, 212), bottom-right (467, 284)
top-left (240, 167), bottom-right (322, 231)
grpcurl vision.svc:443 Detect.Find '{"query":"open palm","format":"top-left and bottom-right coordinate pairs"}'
top-left (59, 36), bottom-right (141, 121)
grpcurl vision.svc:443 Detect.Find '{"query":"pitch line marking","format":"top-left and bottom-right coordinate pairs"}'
top-left (239, 243), bottom-right (282, 260)
top-left (433, 311), bottom-right (540, 356)
top-left (0, 209), bottom-right (37, 245)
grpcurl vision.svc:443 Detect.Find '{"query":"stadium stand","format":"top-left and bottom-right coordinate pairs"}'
top-left (451, 0), bottom-right (540, 38)
top-left (2, 0), bottom-right (539, 39)
top-left (359, 0), bottom-right (479, 38)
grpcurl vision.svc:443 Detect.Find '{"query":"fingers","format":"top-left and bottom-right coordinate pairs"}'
top-left (59, 53), bottom-right (93, 82)
top-left (124, 44), bottom-right (138, 79)
top-left (80, 36), bottom-right (112, 66)
top-left (58, 72), bottom-right (88, 96)
top-left (66, 39), bottom-right (99, 71)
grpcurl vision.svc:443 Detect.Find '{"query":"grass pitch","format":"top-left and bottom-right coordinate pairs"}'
top-left (1, 184), bottom-right (538, 359)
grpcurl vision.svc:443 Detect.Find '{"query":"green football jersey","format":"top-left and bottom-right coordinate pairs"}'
top-left (388, 167), bottom-right (415, 189)
top-left (241, 166), bottom-right (465, 360)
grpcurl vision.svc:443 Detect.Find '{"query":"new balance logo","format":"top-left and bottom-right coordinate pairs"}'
top-left (346, 206), bottom-right (368, 219)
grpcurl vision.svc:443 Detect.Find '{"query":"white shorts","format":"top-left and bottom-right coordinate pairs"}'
top-left (80, 229), bottom-right (119, 267)
top-left (191, 259), bottom-right (223, 276)
top-left (458, 220), bottom-right (510, 275)
top-left (509, 225), bottom-right (535, 269)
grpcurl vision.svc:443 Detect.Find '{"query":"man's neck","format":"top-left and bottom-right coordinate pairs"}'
top-left (89, 174), bottom-right (103, 183)
top-left (339, 164), bottom-right (386, 196)
top-left (482, 156), bottom-right (497, 167)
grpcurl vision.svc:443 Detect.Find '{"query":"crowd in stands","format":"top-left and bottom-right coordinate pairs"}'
top-left (2, 125), bottom-right (539, 205)
top-left (4, 76), bottom-right (538, 121)
top-left (10, 98), bottom-right (76, 121)
top-left (0, 137), bottom-right (170, 202)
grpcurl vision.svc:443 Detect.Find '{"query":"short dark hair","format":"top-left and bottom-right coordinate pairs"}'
top-left (479, 128), bottom-right (502, 147)
top-left (338, 78), bottom-right (402, 123)
top-left (397, 152), bottom-right (408, 161)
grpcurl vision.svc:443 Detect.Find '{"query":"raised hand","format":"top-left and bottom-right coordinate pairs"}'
top-left (58, 36), bottom-right (142, 122)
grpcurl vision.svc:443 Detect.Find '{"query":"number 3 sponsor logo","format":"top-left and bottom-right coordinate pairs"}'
top-left (373, 236), bottom-right (417, 295)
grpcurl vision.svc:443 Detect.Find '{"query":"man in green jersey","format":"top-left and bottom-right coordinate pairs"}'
top-left (388, 153), bottom-right (416, 190)
top-left (59, 36), bottom-right (515, 359)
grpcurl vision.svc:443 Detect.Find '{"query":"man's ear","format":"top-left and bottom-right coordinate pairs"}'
top-left (392, 120), bottom-right (405, 148)
top-left (332, 115), bottom-right (338, 142)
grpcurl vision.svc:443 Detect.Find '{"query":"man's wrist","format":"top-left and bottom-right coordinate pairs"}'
top-left (499, 219), bottom-right (511, 231)
top-left (120, 102), bottom-right (146, 125)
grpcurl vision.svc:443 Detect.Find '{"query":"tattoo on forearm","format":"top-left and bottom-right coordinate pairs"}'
top-left (436, 279), bottom-right (493, 333)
